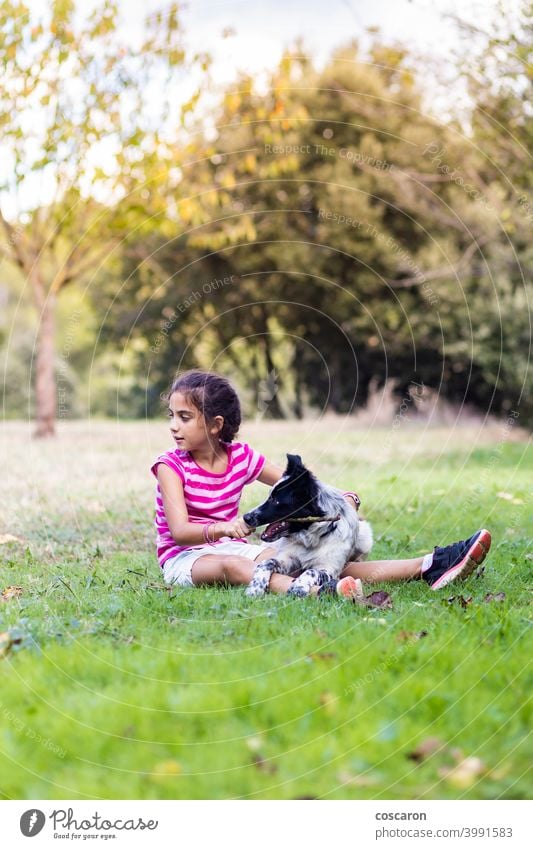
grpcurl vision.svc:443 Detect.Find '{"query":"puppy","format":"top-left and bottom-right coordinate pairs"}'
top-left (243, 453), bottom-right (372, 597)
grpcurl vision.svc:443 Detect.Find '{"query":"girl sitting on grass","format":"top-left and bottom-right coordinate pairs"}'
top-left (151, 369), bottom-right (491, 598)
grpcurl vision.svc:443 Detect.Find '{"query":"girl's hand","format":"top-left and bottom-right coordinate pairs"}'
top-left (217, 517), bottom-right (255, 539)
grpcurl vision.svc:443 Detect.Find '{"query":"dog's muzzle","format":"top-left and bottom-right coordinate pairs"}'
top-left (259, 519), bottom-right (291, 542)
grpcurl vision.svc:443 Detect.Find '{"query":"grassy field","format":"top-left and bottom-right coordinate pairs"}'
top-left (0, 418), bottom-right (531, 800)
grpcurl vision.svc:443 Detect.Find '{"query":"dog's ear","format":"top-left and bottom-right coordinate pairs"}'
top-left (286, 453), bottom-right (305, 474)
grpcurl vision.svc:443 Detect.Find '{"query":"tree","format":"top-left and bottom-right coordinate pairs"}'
top-left (0, 0), bottom-right (209, 436)
top-left (450, 0), bottom-right (532, 420)
top-left (94, 31), bottom-right (531, 424)
top-left (154, 43), bottom-right (494, 415)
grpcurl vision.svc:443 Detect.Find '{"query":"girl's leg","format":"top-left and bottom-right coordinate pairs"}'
top-left (191, 547), bottom-right (294, 593)
top-left (340, 556), bottom-right (424, 583)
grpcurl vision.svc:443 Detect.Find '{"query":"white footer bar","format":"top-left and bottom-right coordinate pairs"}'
top-left (2, 799), bottom-right (530, 848)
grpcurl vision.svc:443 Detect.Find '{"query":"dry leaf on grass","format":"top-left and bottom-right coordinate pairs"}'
top-left (446, 595), bottom-right (473, 608)
top-left (438, 756), bottom-right (487, 788)
top-left (307, 651), bottom-right (338, 661)
top-left (337, 769), bottom-right (379, 787)
top-left (407, 737), bottom-right (446, 762)
top-left (319, 691), bottom-right (338, 715)
top-left (497, 491), bottom-right (524, 505)
top-left (483, 592), bottom-right (506, 603)
top-left (1, 586), bottom-right (23, 601)
top-left (151, 760), bottom-right (182, 776)
top-left (0, 534), bottom-right (22, 545)
top-left (354, 590), bottom-right (393, 609)
top-left (251, 753), bottom-right (277, 774)
top-left (0, 630), bottom-right (24, 659)
top-left (245, 736), bottom-right (263, 752)
top-left (396, 629), bottom-right (428, 642)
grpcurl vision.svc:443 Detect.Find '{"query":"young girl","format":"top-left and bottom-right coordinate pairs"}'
top-left (151, 369), bottom-right (491, 597)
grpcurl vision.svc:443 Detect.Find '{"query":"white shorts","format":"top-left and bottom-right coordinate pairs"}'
top-left (161, 540), bottom-right (277, 587)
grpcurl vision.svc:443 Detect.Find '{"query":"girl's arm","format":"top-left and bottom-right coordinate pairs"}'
top-left (256, 459), bottom-right (358, 512)
top-left (157, 465), bottom-right (252, 543)
top-left (256, 459), bottom-right (284, 486)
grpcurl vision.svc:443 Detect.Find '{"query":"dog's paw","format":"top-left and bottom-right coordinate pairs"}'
top-left (245, 583), bottom-right (266, 598)
top-left (286, 584), bottom-right (308, 598)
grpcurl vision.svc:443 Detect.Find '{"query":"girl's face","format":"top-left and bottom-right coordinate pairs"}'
top-left (167, 391), bottom-right (223, 452)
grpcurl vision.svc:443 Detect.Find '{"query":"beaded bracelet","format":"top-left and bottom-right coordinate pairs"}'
top-left (203, 520), bottom-right (218, 546)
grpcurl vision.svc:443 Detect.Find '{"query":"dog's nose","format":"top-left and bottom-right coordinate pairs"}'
top-left (243, 512), bottom-right (253, 525)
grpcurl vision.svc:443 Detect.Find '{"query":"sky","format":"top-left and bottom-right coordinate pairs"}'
top-left (4, 0), bottom-right (518, 217)
top-left (130, 0), bottom-right (512, 83)
top-left (118, 0), bottom-right (516, 122)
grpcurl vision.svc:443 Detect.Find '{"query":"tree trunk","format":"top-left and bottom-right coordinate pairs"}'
top-left (260, 335), bottom-right (285, 419)
top-left (326, 347), bottom-right (344, 413)
top-left (258, 304), bottom-right (285, 419)
top-left (34, 291), bottom-right (57, 438)
top-left (293, 357), bottom-right (303, 419)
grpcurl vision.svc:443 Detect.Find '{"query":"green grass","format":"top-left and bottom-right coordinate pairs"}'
top-left (0, 420), bottom-right (531, 799)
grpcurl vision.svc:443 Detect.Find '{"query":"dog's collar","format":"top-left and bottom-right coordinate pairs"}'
top-left (318, 519), bottom-right (340, 538)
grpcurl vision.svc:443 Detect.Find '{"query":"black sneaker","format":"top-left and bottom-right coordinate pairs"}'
top-left (422, 529), bottom-right (492, 591)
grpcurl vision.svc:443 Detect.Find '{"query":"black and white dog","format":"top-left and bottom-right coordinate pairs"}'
top-left (243, 453), bottom-right (373, 597)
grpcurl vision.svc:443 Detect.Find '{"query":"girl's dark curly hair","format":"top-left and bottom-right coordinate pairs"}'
top-left (162, 369), bottom-right (241, 442)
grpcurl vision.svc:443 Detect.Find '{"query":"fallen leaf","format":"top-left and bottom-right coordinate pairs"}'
top-left (245, 736), bottom-right (263, 752)
top-left (483, 592), bottom-right (506, 603)
top-left (446, 595), bottom-right (473, 608)
top-left (337, 769), bottom-right (378, 787)
top-left (1, 586), bottom-right (23, 601)
top-left (151, 760), bottom-right (182, 776)
top-left (497, 492), bottom-right (525, 505)
top-left (251, 753), bottom-right (277, 774)
top-left (438, 756), bottom-right (487, 788)
top-left (407, 737), bottom-right (446, 762)
top-left (319, 691), bottom-right (338, 715)
top-left (0, 630), bottom-right (24, 659)
top-left (356, 590), bottom-right (393, 609)
top-left (0, 534), bottom-right (22, 545)
top-left (307, 651), bottom-right (338, 661)
top-left (489, 764), bottom-right (511, 780)
top-left (396, 630), bottom-right (428, 642)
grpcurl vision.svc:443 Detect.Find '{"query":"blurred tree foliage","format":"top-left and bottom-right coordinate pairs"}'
top-left (0, 0), bottom-right (209, 434)
top-left (99, 24), bottom-right (530, 423)
top-left (2, 1), bottom-right (530, 426)
top-left (452, 0), bottom-right (532, 424)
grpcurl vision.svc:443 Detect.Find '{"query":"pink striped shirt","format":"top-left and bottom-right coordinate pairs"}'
top-left (150, 441), bottom-right (266, 568)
